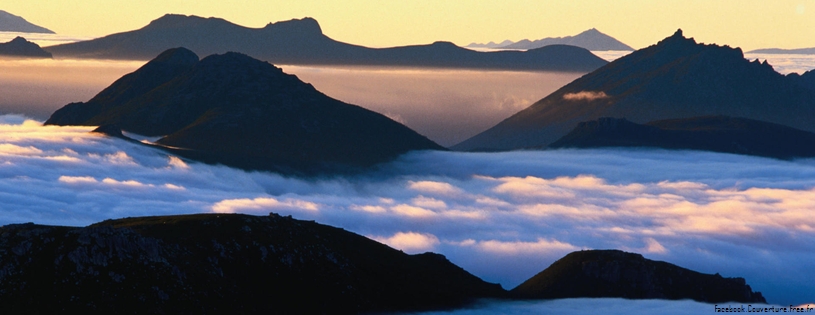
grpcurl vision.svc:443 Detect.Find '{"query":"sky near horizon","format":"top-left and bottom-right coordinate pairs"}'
top-left (4, 0), bottom-right (815, 50)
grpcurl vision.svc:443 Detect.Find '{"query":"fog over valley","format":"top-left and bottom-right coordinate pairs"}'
top-left (3, 52), bottom-right (814, 146)
top-left (1, 115), bottom-right (813, 305)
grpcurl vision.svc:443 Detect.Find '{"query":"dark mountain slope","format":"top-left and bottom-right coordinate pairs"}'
top-left (512, 250), bottom-right (766, 303)
top-left (44, 14), bottom-right (607, 71)
top-left (0, 36), bottom-right (52, 58)
top-left (500, 28), bottom-right (634, 51)
top-left (0, 10), bottom-right (54, 33)
top-left (453, 29), bottom-right (815, 151)
top-left (45, 48), bottom-right (443, 174)
top-left (0, 213), bottom-right (507, 314)
top-left (549, 116), bottom-right (815, 159)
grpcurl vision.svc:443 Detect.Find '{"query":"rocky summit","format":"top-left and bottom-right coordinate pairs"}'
top-left (45, 47), bottom-right (443, 174)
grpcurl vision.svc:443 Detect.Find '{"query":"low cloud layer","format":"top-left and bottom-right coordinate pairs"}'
top-left (563, 91), bottom-right (609, 101)
top-left (1, 117), bottom-right (813, 305)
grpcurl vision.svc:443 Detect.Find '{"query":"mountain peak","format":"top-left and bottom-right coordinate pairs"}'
top-left (9, 36), bottom-right (27, 43)
top-left (145, 14), bottom-right (233, 30)
top-left (150, 47), bottom-right (199, 65)
top-left (454, 28), bottom-right (815, 151)
top-left (656, 28), bottom-right (696, 47)
top-left (46, 48), bottom-right (443, 173)
top-left (0, 36), bottom-right (52, 58)
top-left (0, 10), bottom-right (55, 34)
top-left (263, 17), bottom-right (322, 35)
top-left (511, 250), bottom-right (766, 303)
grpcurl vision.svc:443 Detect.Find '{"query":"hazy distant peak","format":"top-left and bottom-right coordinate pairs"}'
top-left (578, 28), bottom-right (601, 35)
top-left (497, 28), bottom-right (633, 51)
top-left (0, 10), bottom-right (55, 34)
top-left (0, 35), bottom-right (52, 58)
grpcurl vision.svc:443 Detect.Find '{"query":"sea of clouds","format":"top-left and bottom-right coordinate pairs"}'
top-left (0, 114), bottom-right (813, 306)
top-left (405, 298), bottom-right (812, 315)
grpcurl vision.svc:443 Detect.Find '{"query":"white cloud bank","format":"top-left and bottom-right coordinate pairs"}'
top-left (0, 117), bottom-right (813, 305)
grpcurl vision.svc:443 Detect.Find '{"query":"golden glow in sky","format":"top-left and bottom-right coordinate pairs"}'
top-left (5, 1), bottom-right (815, 50)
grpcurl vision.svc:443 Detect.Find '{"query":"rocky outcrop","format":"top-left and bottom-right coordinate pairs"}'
top-left (511, 250), bottom-right (766, 303)
top-left (0, 213), bottom-right (506, 314)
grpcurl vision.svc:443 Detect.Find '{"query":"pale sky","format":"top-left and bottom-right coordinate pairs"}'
top-left (4, 0), bottom-right (815, 50)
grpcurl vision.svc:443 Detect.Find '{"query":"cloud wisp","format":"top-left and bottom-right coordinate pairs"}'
top-left (1, 117), bottom-right (814, 305)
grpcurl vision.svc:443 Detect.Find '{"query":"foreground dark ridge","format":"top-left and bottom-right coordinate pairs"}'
top-left (512, 250), bottom-right (766, 303)
top-left (549, 116), bottom-right (815, 159)
top-left (0, 214), bottom-right (769, 313)
top-left (44, 14), bottom-right (607, 72)
top-left (0, 213), bottom-right (507, 314)
top-left (46, 47), bottom-right (443, 175)
top-left (453, 29), bottom-right (815, 151)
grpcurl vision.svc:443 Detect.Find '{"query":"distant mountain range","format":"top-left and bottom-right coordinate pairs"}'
top-left (466, 28), bottom-right (633, 51)
top-left (0, 213), bottom-right (767, 313)
top-left (512, 250), bottom-right (765, 303)
top-left (549, 116), bottom-right (815, 159)
top-left (0, 10), bottom-right (54, 33)
top-left (0, 36), bottom-right (52, 58)
top-left (453, 29), bottom-right (815, 151)
top-left (748, 47), bottom-right (815, 55)
top-left (465, 39), bottom-right (514, 49)
top-left (44, 14), bottom-right (607, 72)
top-left (45, 48), bottom-right (443, 174)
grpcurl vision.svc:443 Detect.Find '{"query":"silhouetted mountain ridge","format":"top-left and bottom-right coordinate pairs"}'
top-left (512, 250), bottom-right (765, 303)
top-left (0, 36), bottom-right (52, 58)
top-left (0, 213), bottom-right (506, 314)
top-left (454, 29), bottom-right (815, 151)
top-left (44, 14), bottom-right (607, 71)
top-left (500, 28), bottom-right (634, 51)
top-left (46, 48), bottom-right (443, 174)
top-left (0, 10), bottom-right (54, 33)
